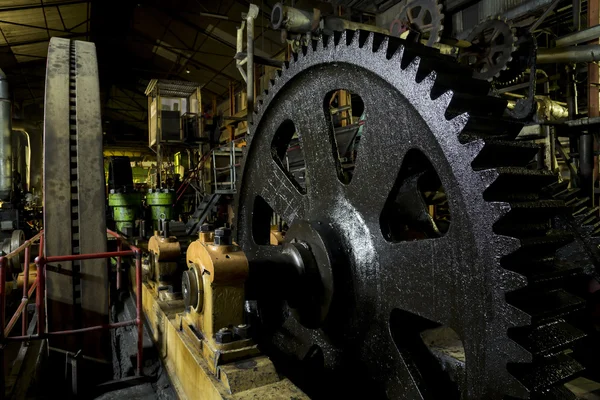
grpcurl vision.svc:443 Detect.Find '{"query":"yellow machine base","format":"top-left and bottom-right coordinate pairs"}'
top-left (133, 278), bottom-right (308, 399)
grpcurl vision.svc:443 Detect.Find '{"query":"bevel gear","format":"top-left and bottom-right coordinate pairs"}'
top-left (459, 18), bottom-right (517, 81)
top-left (235, 30), bottom-right (585, 399)
top-left (390, 0), bottom-right (444, 47)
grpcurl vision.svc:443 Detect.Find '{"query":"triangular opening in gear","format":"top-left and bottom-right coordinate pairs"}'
top-left (271, 119), bottom-right (307, 193)
top-left (324, 89), bottom-right (365, 184)
top-left (252, 195), bottom-right (287, 246)
top-left (380, 149), bottom-right (451, 242)
top-left (390, 309), bottom-right (462, 398)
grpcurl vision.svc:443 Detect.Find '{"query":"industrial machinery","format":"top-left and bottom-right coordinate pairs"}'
top-left (233, 31), bottom-right (593, 399)
top-left (17, 1), bottom-right (600, 399)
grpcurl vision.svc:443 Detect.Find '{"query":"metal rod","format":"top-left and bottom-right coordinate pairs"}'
top-left (529, 0), bottom-right (562, 32)
top-left (5, 320), bottom-right (137, 342)
top-left (537, 45), bottom-right (600, 63)
top-left (556, 24), bottom-right (600, 47)
top-left (135, 252), bottom-right (143, 376)
top-left (116, 239), bottom-right (122, 291)
top-left (246, 5), bottom-right (259, 125)
top-left (22, 245), bottom-right (29, 336)
top-left (44, 250), bottom-right (134, 263)
top-left (106, 229), bottom-right (141, 253)
top-left (4, 231), bottom-right (42, 260)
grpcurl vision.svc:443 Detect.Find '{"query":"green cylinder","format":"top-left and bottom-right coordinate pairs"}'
top-left (146, 189), bottom-right (175, 230)
top-left (108, 192), bottom-right (143, 235)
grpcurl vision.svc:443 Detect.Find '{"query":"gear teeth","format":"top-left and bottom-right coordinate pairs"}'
top-left (508, 353), bottom-right (584, 393)
top-left (472, 140), bottom-right (540, 170)
top-left (419, 71), bottom-right (437, 96)
top-left (500, 269), bottom-right (529, 292)
top-left (344, 30), bottom-right (358, 47)
top-left (484, 168), bottom-right (557, 202)
top-left (357, 30), bottom-right (373, 49)
top-left (322, 34), bottom-right (331, 48)
top-left (507, 289), bottom-right (584, 324)
top-left (509, 320), bottom-right (586, 360)
top-left (432, 88), bottom-right (453, 110)
top-left (402, 55), bottom-right (420, 82)
top-left (376, 35), bottom-right (389, 54)
top-left (333, 30), bottom-right (342, 46)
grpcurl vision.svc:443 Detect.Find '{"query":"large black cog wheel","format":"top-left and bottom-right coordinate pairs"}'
top-left (235, 31), bottom-right (585, 399)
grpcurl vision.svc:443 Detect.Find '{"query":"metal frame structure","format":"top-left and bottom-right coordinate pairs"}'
top-left (0, 229), bottom-right (144, 400)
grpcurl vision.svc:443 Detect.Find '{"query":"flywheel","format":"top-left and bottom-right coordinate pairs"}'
top-left (43, 37), bottom-right (108, 347)
top-left (234, 31), bottom-right (585, 399)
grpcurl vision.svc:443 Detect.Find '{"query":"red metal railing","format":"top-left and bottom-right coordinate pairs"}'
top-left (0, 229), bottom-right (144, 398)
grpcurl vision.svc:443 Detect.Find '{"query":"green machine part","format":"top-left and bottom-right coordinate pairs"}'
top-left (146, 189), bottom-right (175, 230)
top-left (108, 192), bottom-right (143, 235)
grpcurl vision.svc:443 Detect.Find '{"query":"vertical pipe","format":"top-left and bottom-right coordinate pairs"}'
top-left (135, 252), bottom-right (143, 376)
top-left (246, 14), bottom-right (255, 124)
top-left (116, 239), bottom-right (122, 291)
top-left (22, 245), bottom-right (30, 336)
top-left (585, 0), bottom-right (600, 201)
top-left (0, 71), bottom-right (12, 202)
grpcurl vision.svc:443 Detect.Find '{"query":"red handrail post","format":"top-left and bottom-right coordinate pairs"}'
top-left (35, 256), bottom-right (45, 336)
top-left (135, 251), bottom-right (143, 375)
top-left (116, 239), bottom-right (122, 291)
top-left (135, 250), bottom-right (143, 376)
top-left (22, 246), bottom-right (30, 336)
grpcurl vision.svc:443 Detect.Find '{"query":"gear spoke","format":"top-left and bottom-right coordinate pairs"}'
top-left (375, 236), bottom-right (456, 323)
top-left (256, 158), bottom-right (307, 225)
top-left (288, 92), bottom-right (344, 194)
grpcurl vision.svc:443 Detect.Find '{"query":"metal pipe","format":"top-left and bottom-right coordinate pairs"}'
top-left (246, 5), bottom-right (258, 125)
top-left (236, 21), bottom-right (247, 82)
top-left (271, 3), bottom-right (314, 32)
top-left (44, 250), bottom-right (134, 263)
top-left (12, 129), bottom-right (30, 192)
top-left (21, 245), bottom-right (29, 336)
top-left (323, 17), bottom-right (389, 35)
top-left (537, 45), bottom-right (600, 63)
top-left (135, 252), bottom-right (143, 376)
top-left (5, 319), bottom-right (137, 341)
top-left (35, 256), bottom-right (45, 336)
top-left (556, 24), bottom-right (600, 47)
top-left (0, 70), bottom-right (11, 201)
top-left (502, 0), bottom-right (556, 21)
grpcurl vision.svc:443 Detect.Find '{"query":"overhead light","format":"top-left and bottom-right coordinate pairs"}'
top-left (185, 69), bottom-right (190, 74)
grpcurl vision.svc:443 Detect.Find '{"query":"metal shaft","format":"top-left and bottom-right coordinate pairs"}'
top-left (537, 45), bottom-right (600, 63)
top-left (0, 70), bottom-right (12, 201)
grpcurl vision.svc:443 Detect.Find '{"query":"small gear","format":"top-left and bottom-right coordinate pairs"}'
top-left (390, 0), bottom-right (444, 47)
top-left (459, 18), bottom-right (517, 81)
